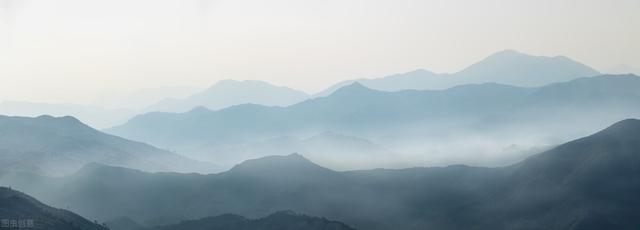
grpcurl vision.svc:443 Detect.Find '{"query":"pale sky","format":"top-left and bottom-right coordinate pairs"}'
top-left (0, 0), bottom-right (638, 105)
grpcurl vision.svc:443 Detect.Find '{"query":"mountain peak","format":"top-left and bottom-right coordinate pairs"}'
top-left (489, 49), bottom-right (525, 57)
top-left (329, 82), bottom-right (375, 97)
top-left (212, 79), bottom-right (268, 87)
top-left (594, 119), bottom-right (640, 139)
top-left (228, 153), bottom-right (331, 177)
top-left (187, 106), bottom-right (212, 114)
top-left (346, 81), bottom-right (367, 88)
top-left (145, 79), bottom-right (309, 113)
top-left (0, 115), bottom-right (91, 132)
top-left (456, 50), bottom-right (600, 87)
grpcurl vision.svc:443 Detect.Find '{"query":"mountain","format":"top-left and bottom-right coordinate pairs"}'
top-left (145, 80), bottom-right (310, 113)
top-left (108, 74), bottom-right (640, 169)
top-left (109, 80), bottom-right (532, 150)
top-left (0, 115), bottom-right (213, 176)
top-left (453, 49), bottom-right (600, 87)
top-left (150, 211), bottom-right (356, 230)
top-left (314, 69), bottom-right (449, 97)
top-left (316, 50), bottom-right (600, 96)
top-left (440, 119), bottom-right (640, 229)
top-left (190, 131), bottom-right (394, 171)
top-left (0, 187), bottom-right (107, 230)
top-left (9, 120), bottom-right (640, 230)
top-left (0, 101), bottom-right (135, 129)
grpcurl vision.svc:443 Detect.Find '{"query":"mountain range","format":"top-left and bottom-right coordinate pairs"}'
top-left (144, 80), bottom-right (310, 113)
top-left (5, 119), bottom-right (640, 230)
top-left (138, 50), bottom-right (599, 113)
top-left (0, 50), bottom-right (599, 129)
top-left (148, 211), bottom-right (356, 230)
top-left (315, 50), bottom-right (600, 96)
top-left (0, 115), bottom-right (213, 176)
top-left (1, 186), bottom-right (354, 230)
top-left (107, 74), bottom-right (640, 169)
top-left (0, 101), bottom-right (135, 129)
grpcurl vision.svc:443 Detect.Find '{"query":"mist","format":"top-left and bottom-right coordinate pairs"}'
top-left (1, 1), bottom-right (640, 230)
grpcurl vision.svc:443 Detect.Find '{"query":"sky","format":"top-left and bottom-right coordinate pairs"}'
top-left (0, 0), bottom-right (638, 105)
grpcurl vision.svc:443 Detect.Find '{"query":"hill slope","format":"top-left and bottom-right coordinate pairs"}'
top-left (0, 187), bottom-right (107, 230)
top-left (0, 115), bottom-right (212, 176)
top-left (446, 119), bottom-right (640, 229)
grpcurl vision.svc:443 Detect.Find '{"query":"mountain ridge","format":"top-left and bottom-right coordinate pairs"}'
top-left (316, 50), bottom-right (600, 96)
top-left (0, 115), bottom-right (213, 176)
top-left (8, 119), bottom-right (640, 230)
top-left (145, 80), bottom-right (309, 113)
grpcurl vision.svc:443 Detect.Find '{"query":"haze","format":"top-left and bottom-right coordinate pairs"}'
top-left (0, 0), bottom-right (639, 104)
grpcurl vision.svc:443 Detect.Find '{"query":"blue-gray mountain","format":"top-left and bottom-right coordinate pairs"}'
top-left (0, 187), bottom-right (107, 230)
top-left (0, 101), bottom-right (135, 129)
top-left (145, 80), bottom-right (310, 113)
top-left (5, 119), bottom-right (640, 230)
top-left (0, 115), bottom-right (213, 176)
top-left (107, 74), bottom-right (640, 169)
top-left (315, 50), bottom-right (600, 96)
top-left (188, 132), bottom-right (395, 171)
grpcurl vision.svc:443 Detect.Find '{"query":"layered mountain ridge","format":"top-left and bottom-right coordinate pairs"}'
top-left (5, 119), bottom-right (640, 230)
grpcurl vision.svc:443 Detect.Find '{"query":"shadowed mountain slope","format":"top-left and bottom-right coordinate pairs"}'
top-left (0, 187), bottom-right (107, 230)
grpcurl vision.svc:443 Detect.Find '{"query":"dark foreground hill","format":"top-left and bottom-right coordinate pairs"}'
top-left (0, 187), bottom-right (107, 230)
top-left (2, 119), bottom-right (640, 230)
top-left (442, 118), bottom-right (640, 229)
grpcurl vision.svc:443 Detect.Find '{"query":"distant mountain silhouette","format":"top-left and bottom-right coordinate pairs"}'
top-left (0, 187), bottom-right (107, 230)
top-left (150, 211), bottom-right (356, 230)
top-left (314, 69), bottom-right (448, 97)
top-left (227, 153), bottom-right (331, 176)
top-left (108, 74), bottom-right (640, 169)
top-left (108, 79), bottom-right (529, 150)
top-left (191, 131), bottom-right (393, 171)
top-left (316, 50), bottom-right (600, 95)
top-left (0, 101), bottom-right (135, 129)
top-left (9, 119), bottom-right (640, 230)
top-left (453, 49), bottom-right (600, 87)
top-left (145, 80), bottom-right (309, 113)
top-left (0, 115), bottom-right (212, 176)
